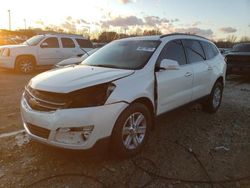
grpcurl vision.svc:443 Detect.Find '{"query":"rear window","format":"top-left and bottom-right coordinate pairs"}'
top-left (76, 39), bottom-right (93, 48)
top-left (61, 38), bottom-right (75, 48)
top-left (201, 41), bottom-right (219, 60)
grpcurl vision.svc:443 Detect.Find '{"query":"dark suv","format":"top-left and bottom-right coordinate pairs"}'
top-left (225, 43), bottom-right (250, 75)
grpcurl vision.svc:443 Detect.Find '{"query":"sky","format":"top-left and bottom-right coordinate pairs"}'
top-left (0, 0), bottom-right (250, 40)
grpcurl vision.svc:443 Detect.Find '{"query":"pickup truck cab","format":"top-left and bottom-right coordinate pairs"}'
top-left (0, 34), bottom-right (93, 73)
top-left (225, 43), bottom-right (250, 75)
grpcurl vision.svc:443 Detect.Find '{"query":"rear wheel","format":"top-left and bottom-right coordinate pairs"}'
top-left (15, 56), bottom-right (35, 74)
top-left (202, 81), bottom-right (223, 113)
top-left (111, 103), bottom-right (152, 158)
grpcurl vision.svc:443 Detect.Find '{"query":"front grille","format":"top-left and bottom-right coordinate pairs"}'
top-left (26, 123), bottom-right (50, 139)
top-left (24, 86), bottom-right (69, 112)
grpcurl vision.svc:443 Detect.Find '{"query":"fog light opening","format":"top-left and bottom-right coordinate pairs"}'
top-left (55, 125), bottom-right (94, 144)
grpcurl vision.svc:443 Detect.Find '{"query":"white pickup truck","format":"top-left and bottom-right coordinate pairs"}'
top-left (0, 34), bottom-right (93, 73)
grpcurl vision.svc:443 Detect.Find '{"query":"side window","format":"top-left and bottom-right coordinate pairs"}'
top-left (41, 37), bottom-right (59, 48)
top-left (247, 44), bottom-right (250, 52)
top-left (182, 39), bottom-right (205, 63)
top-left (61, 38), bottom-right (75, 48)
top-left (76, 39), bottom-right (93, 48)
top-left (241, 44), bottom-right (250, 52)
top-left (157, 40), bottom-right (187, 66)
top-left (201, 41), bottom-right (218, 60)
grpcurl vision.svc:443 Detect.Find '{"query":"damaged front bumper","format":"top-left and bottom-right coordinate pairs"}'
top-left (21, 95), bottom-right (128, 150)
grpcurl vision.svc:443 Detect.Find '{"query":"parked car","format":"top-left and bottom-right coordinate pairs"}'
top-left (21, 34), bottom-right (226, 157)
top-left (0, 37), bottom-right (18, 46)
top-left (0, 34), bottom-right (93, 73)
top-left (93, 42), bottom-right (107, 48)
top-left (55, 48), bottom-right (99, 68)
top-left (219, 48), bottom-right (231, 56)
top-left (225, 43), bottom-right (250, 75)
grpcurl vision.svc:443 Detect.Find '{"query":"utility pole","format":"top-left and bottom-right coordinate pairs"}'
top-left (8, 10), bottom-right (11, 30)
top-left (24, 19), bottom-right (26, 30)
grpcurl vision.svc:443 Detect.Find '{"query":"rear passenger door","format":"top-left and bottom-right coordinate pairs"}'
top-left (60, 37), bottom-right (78, 59)
top-left (182, 39), bottom-right (211, 100)
top-left (156, 40), bottom-right (193, 115)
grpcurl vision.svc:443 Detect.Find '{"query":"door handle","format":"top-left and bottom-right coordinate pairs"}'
top-left (185, 72), bottom-right (192, 77)
top-left (207, 66), bottom-right (213, 70)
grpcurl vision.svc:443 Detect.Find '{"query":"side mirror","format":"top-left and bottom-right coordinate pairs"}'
top-left (159, 59), bottom-right (180, 70)
top-left (40, 42), bottom-right (48, 48)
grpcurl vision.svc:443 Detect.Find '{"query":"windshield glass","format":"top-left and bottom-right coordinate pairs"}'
top-left (82, 40), bottom-right (160, 70)
top-left (23, 35), bottom-right (45, 46)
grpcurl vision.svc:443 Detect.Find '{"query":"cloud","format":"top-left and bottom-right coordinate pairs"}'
top-left (175, 27), bottom-right (214, 38)
top-left (35, 20), bottom-right (44, 25)
top-left (171, 18), bottom-right (179, 23)
top-left (192, 21), bottom-right (201, 27)
top-left (118, 0), bottom-right (134, 4)
top-left (219, 27), bottom-right (237, 33)
top-left (248, 24), bottom-right (250, 27)
top-left (101, 16), bottom-right (143, 27)
top-left (144, 16), bottom-right (169, 27)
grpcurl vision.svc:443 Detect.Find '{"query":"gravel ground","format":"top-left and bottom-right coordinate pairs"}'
top-left (0, 68), bottom-right (250, 188)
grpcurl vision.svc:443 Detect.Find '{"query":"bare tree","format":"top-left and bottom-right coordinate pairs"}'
top-left (239, 36), bottom-right (250, 43)
top-left (226, 35), bottom-right (237, 43)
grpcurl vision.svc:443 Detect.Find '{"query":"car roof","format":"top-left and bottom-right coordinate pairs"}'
top-left (38, 33), bottom-right (88, 39)
top-left (118, 33), bottom-right (211, 43)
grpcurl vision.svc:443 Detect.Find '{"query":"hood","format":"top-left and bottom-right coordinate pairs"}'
top-left (57, 57), bottom-right (83, 66)
top-left (0, 44), bottom-right (28, 49)
top-left (30, 65), bottom-right (134, 93)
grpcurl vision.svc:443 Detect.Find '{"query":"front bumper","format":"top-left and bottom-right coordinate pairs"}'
top-left (21, 95), bottom-right (128, 150)
top-left (0, 56), bottom-right (15, 69)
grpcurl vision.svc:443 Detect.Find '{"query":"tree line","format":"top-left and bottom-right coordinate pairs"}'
top-left (0, 28), bottom-right (249, 48)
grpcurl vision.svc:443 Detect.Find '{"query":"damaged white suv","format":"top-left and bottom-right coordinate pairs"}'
top-left (21, 34), bottom-right (226, 157)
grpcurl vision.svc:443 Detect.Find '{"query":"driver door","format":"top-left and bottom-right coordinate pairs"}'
top-left (156, 40), bottom-right (193, 115)
top-left (38, 37), bottom-right (63, 65)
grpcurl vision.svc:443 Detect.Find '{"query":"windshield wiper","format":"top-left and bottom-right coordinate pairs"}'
top-left (90, 64), bottom-right (121, 69)
top-left (24, 41), bottom-right (30, 46)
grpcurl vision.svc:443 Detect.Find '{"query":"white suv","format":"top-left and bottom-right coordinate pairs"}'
top-left (21, 34), bottom-right (226, 157)
top-left (0, 34), bottom-right (93, 73)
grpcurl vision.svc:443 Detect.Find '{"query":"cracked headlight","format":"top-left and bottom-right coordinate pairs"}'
top-left (68, 83), bottom-right (116, 108)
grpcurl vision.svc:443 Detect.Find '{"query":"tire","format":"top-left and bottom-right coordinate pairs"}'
top-left (202, 81), bottom-right (223, 113)
top-left (111, 103), bottom-right (152, 158)
top-left (15, 56), bottom-right (35, 74)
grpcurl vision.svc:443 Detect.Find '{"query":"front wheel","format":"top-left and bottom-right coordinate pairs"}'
top-left (15, 56), bottom-right (35, 74)
top-left (202, 81), bottom-right (223, 113)
top-left (111, 103), bottom-right (152, 158)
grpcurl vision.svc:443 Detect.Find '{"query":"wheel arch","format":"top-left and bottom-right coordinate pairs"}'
top-left (215, 76), bottom-right (224, 87)
top-left (130, 97), bottom-right (155, 130)
top-left (15, 54), bottom-right (37, 67)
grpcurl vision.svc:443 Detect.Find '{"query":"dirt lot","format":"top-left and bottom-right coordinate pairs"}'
top-left (0, 68), bottom-right (250, 188)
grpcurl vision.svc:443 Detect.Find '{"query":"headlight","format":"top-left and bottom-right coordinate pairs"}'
top-left (68, 83), bottom-right (116, 108)
top-left (2, 48), bottom-right (10, 57)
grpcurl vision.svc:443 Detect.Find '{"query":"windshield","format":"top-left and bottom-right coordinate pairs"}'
top-left (23, 35), bottom-right (45, 46)
top-left (82, 40), bottom-right (160, 70)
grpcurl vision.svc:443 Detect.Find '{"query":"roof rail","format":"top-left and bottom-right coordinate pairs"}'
top-left (46, 33), bottom-right (85, 37)
top-left (160, 33), bottom-right (209, 40)
top-left (36, 32), bottom-right (86, 38)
